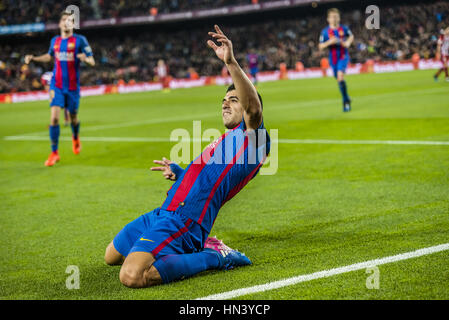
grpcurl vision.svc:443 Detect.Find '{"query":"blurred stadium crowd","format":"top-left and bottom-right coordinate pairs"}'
top-left (0, 0), bottom-right (448, 93)
top-left (0, 0), bottom-right (272, 24)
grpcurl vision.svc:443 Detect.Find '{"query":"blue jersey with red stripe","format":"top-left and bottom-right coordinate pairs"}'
top-left (48, 33), bottom-right (93, 92)
top-left (161, 120), bottom-right (270, 233)
top-left (319, 25), bottom-right (352, 65)
top-left (247, 53), bottom-right (259, 69)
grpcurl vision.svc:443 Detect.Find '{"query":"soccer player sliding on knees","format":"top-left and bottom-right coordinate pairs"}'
top-left (104, 25), bottom-right (271, 288)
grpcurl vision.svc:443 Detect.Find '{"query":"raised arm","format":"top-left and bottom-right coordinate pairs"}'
top-left (208, 25), bottom-right (262, 130)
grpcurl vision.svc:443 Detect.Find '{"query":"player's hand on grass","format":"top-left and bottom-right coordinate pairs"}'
top-left (151, 157), bottom-right (176, 181)
top-left (207, 25), bottom-right (236, 65)
top-left (24, 55), bottom-right (34, 64)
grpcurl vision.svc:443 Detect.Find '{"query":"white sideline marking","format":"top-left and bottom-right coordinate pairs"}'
top-left (277, 138), bottom-right (449, 146)
top-left (3, 135), bottom-right (449, 146)
top-left (197, 243), bottom-right (449, 300)
top-left (12, 87), bottom-right (448, 136)
top-left (19, 113), bottom-right (218, 136)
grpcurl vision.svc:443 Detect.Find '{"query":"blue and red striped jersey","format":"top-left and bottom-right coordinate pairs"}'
top-left (247, 53), bottom-right (259, 69)
top-left (319, 25), bottom-right (352, 65)
top-left (161, 119), bottom-right (270, 233)
top-left (48, 33), bottom-right (93, 92)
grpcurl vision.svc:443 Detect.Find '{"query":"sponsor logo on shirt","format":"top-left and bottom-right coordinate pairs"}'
top-left (55, 51), bottom-right (75, 61)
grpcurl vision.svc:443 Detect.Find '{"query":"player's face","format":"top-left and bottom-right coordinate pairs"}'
top-left (327, 12), bottom-right (340, 26)
top-left (222, 90), bottom-right (243, 129)
top-left (59, 15), bottom-right (75, 33)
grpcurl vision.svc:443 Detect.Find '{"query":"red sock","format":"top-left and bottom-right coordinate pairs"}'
top-left (444, 68), bottom-right (449, 77)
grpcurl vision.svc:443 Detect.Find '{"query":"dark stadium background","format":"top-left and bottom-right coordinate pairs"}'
top-left (1, 0), bottom-right (448, 93)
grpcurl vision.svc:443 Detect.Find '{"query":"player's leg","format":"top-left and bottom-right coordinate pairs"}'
top-left (434, 67), bottom-right (443, 80)
top-left (124, 214), bottom-right (251, 287)
top-left (151, 236), bottom-right (252, 285)
top-left (251, 67), bottom-right (258, 85)
top-left (119, 251), bottom-right (162, 287)
top-left (118, 211), bottom-right (223, 288)
top-left (443, 57), bottom-right (449, 81)
top-left (67, 91), bottom-right (81, 154)
top-left (45, 105), bottom-right (62, 166)
top-left (104, 241), bottom-right (125, 265)
top-left (435, 57), bottom-right (449, 81)
top-left (120, 248), bottom-right (227, 288)
top-left (105, 211), bottom-right (152, 266)
top-left (336, 59), bottom-right (351, 112)
top-left (64, 108), bottom-right (70, 127)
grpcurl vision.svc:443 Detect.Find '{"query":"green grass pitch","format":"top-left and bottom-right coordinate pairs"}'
top-left (1, 69), bottom-right (448, 299)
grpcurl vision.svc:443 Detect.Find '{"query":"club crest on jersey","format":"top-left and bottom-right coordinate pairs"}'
top-left (68, 42), bottom-right (76, 49)
top-left (339, 29), bottom-right (344, 37)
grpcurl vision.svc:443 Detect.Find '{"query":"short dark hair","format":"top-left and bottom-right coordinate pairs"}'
top-left (327, 8), bottom-right (340, 16)
top-left (226, 84), bottom-right (263, 110)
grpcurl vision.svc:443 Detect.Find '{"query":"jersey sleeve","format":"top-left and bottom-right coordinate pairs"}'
top-left (169, 163), bottom-right (185, 180)
top-left (79, 35), bottom-right (93, 57)
top-left (345, 25), bottom-right (353, 37)
top-left (319, 29), bottom-right (328, 43)
top-left (48, 37), bottom-right (56, 57)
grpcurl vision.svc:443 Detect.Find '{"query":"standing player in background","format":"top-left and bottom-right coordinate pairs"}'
top-left (247, 50), bottom-right (259, 85)
top-left (25, 11), bottom-right (95, 166)
top-left (319, 8), bottom-right (354, 112)
top-left (156, 59), bottom-right (170, 92)
top-left (434, 27), bottom-right (449, 82)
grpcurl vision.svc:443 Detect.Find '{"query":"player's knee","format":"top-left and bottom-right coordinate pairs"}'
top-left (119, 265), bottom-right (145, 288)
top-left (50, 117), bottom-right (59, 126)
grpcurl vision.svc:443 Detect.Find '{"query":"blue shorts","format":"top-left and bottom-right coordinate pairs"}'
top-left (250, 67), bottom-right (259, 77)
top-left (330, 58), bottom-right (349, 78)
top-left (113, 208), bottom-right (208, 259)
top-left (49, 87), bottom-right (80, 114)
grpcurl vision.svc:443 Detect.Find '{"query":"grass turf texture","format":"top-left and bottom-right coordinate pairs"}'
top-left (0, 69), bottom-right (448, 299)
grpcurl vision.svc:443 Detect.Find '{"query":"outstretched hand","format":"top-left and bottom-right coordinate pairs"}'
top-left (151, 157), bottom-right (176, 181)
top-left (24, 55), bottom-right (34, 64)
top-left (207, 25), bottom-right (235, 65)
